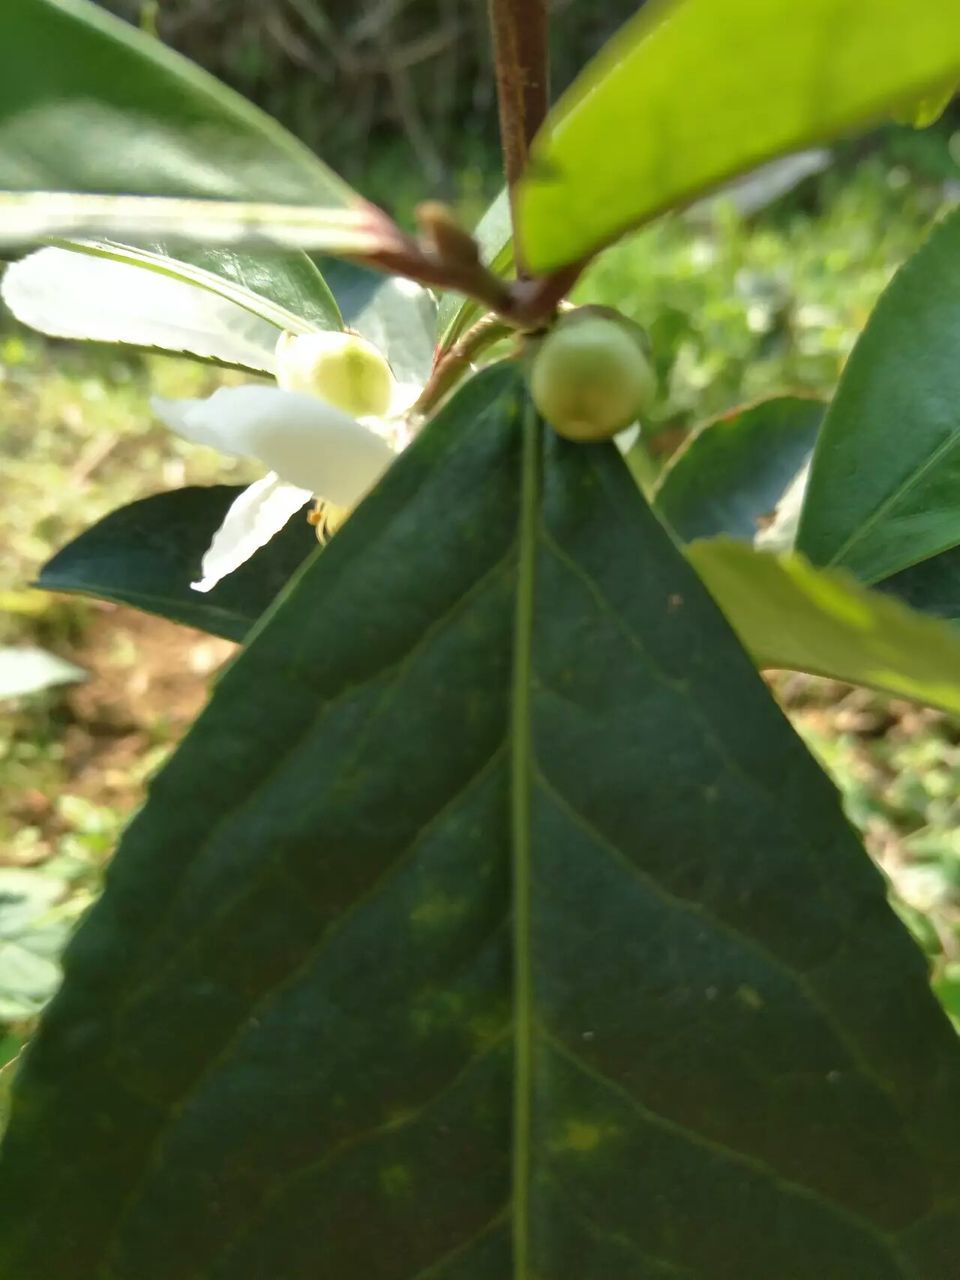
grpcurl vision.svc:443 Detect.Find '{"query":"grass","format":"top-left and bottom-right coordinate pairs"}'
top-left (2, 128), bottom-right (960, 1093)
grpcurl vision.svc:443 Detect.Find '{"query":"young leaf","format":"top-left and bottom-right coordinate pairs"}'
top-left (3, 367), bottom-right (959, 1279)
top-left (690, 538), bottom-right (960, 715)
top-left (797, 205), bottom-right (960, 583)
top-left (37, 486), bottom-right (317, 642)
top-left (0, 0), bottom-right (355, 207)
top-left (516, 0), bottom-right (960, 271)
top-left (655, 397), bottom-right (825, 543)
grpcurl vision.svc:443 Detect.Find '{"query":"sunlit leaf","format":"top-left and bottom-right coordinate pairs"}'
top-left (0, 192), bottom-right (384, 255)
top-left (0, 646), bottom-right (85, 700)
top-left (0, 870), bottom-right (71, 1022)
top-left (690, 538), bottom-right (960, 715)
top-left (517, 0), bottom-right (960, 271)
top-left (892, 80), bottom-right (958, 128)
top-left (0, 0), bottom-right (355, 207)
top-left (2, 243), bottom-right (305, 372)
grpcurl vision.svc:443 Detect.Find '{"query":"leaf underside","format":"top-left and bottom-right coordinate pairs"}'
top-left (2, 367), bottom-right (959, 1280)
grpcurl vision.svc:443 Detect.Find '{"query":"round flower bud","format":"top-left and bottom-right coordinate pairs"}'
top-left (529, 310), bottom-right (655, 441)
top-left (275, 331), bottom-right (394, 419)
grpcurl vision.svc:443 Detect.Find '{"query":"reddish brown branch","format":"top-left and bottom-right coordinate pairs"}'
top-left (487, 0), bottom-right (549, 272)
top-left (351, 193), bottom-right (584, 336)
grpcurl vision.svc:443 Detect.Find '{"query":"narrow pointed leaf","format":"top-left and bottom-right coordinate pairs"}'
top-left (655, 397), bottom-right (825, 543)
top-left (690, 538), bottom-right (960, 714)
top-left (0, 0), bottom-right (355, 207)
top-left (0, 192), bottom-right (384, 255)
top-left (2, 244), bottom-right (298, 372)
top-left (516, 0), bottom-right (960, 271)
top-left (157, 246), bottom-right (342, 334)
top-left (37, 486), bottom-right (317, 642)
top-left (66, 240), bottom-right (340, 341)
top-left (2, 368), bottom-right (959, 1279)
top-left (797, 206), bottom-right (960, 583)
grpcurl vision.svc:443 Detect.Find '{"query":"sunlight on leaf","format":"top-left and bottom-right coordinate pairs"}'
top-left (691, 538), bottom-right (960, 714)
top-left (517, 0), bottom-right (960, 270)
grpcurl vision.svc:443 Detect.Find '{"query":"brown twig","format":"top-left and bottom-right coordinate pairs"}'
top-left (413, 314), bottom-right (514, 415)
top-left (486, 0), bottom-right (549, 273)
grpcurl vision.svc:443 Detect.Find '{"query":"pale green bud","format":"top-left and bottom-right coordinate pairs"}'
top-left (276, 331), bottom-right (394, 419)
top-left (529, 309), bottom-right (655, 441)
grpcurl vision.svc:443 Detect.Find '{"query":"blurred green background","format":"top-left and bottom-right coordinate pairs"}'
top-left (2, 1), bottom-right (960, 1098)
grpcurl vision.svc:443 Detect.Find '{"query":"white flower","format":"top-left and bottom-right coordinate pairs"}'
top-left (153, 331), bottom-right (422, 592)
top-left (1, 245), bottom-right (433, 594)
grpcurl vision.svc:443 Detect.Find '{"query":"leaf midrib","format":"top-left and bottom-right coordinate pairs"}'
top-left (509, 395), bottom-right (540, 1280)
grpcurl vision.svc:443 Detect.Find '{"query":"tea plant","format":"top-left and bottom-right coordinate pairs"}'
top-left (1, 1), bottom-right (960, 1276)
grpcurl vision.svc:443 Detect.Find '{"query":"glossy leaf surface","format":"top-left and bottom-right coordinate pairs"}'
top-left (691, 539), bottom-right (960, 715)
top-left (879, 547), bottom-right (960, 625)
top-left (0, 0), bottom-right (354, 207)
top-left (166, 246), bottom-right (341, 333)
top-left (655, 397), bottom-right (824, 543)
top-left (3, 367), bottom-right (960, 1278)
top-left (797, 206), bottom-right (960, 583)
top-left (517, 0), bottom-right (960, 270)
top-left (37, 486), bottom-right (316, 642)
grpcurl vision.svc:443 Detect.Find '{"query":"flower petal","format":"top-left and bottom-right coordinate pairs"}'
top-left (192, 473), bottom-right (312, 593)
top-left (2, 247), bottom-right (280, 372)
top-left (151, 385), bottom-right (396, 505)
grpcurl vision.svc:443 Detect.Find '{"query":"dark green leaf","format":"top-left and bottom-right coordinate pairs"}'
top-left (0, 0), bottom-right (355, 207)
top-left (517, 0), bottom-right (960, 271)
top-left (655, 397), bottom-right (824, 542)
top-left (3, 367), bottom-right (959, 1279)
top-left (162, 245), bottom-right (342, 333)
top-left (37, 486), bottom-right (317, 643)
top-left (797, 206), bottom-right (960, 582)
top-left (878, 545), bottom-right (960, 625)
